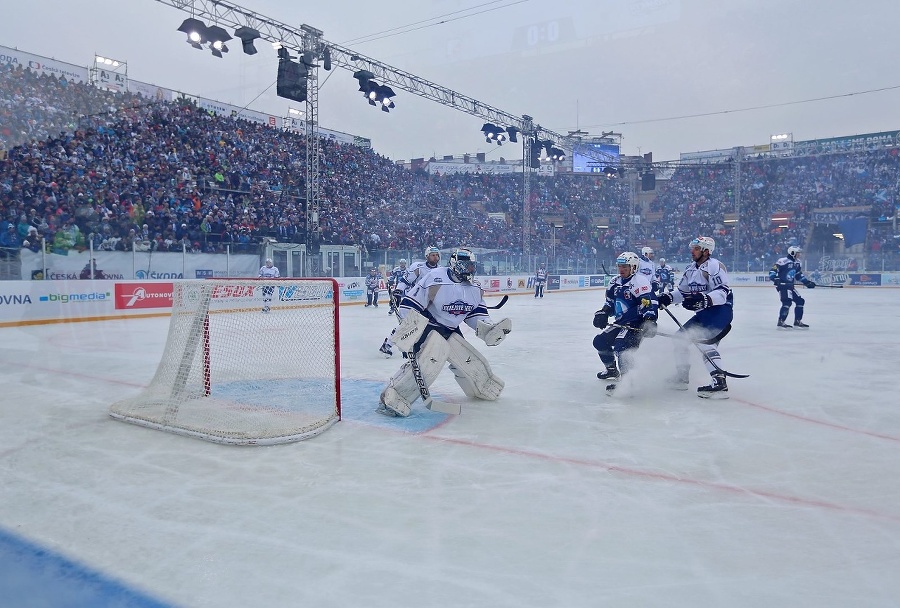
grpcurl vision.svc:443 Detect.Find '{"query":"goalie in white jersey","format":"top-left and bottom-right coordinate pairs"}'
top-left (657, 236), bottom-right (734, 399)
top-left (378, 247), bottom-right (512, 417)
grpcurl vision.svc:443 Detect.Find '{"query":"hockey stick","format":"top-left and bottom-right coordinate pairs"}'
top-left (601, 262), bottom-right (613, 277)
top-left (814, 284), bottom-right (844, 288)
top-left (610, 322), bottom-right (728, 345)
top-left (660, 307), bottom-right (749, 379)
top-left (486, 295), bottom-right (509, 309)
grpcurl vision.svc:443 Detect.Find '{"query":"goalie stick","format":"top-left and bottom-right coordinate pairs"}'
top-left (486, 295), bottom-right (509, 309)
top-left (660, 307), bottom-right (749, 379)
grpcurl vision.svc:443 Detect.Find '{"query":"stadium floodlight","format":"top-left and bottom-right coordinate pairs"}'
top-left (352, 71), bottom-right (396, 112)
top-left (353, 70), bottom-right (375, 91)
top-left (205, 25), bottom-right (232, 58)
top-left (177, 18), bottom-right (209, 50)
top-left (549, 147), bottom-right (566, 161)
top-left (481, 123), bottom-right (507, 144)
top-left (234, 26), bottom-right (261, 55)
top-left (375, 85), bottom-right (396, 112)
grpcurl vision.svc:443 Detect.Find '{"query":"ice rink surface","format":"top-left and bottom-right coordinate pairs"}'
top-left (1, 285), bottom-right (899, 607)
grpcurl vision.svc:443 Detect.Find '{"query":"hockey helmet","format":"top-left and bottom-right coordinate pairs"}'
top-left (616, 251), bottom-right (640, 276)
top-left (424, 246), bottom-right (441, 259)
top-left (265, 258), bottom-right (273, 265)
top-left (449, 248), bottom-right (476, 280)
top-left (689, 236), bottom-right (716, 254)
top-left (641, 246), bottom-right (654, 258)
top-left (787, 245), bottom-right (802, 257)
top-left (658, 257), bottom-right (666, 265)
top-left (399, 258), bottom-right (408, 266)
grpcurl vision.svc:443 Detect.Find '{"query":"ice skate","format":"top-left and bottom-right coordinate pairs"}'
top-left (777, 320), bottom-right (792, 329)
top-left (261, 305), bottom-right (270, 313)
top-left (379, 339), bottom-right (393, 358)
top-left (793, 320), bottom-right (809, 329)
top-left (596, 365), bottom-right (620, 382)
top-left (697, 373), bottom-right (728, 399)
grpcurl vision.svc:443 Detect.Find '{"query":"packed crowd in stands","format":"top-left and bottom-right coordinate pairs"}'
top-left (1, 62), bottom-right (898, 271)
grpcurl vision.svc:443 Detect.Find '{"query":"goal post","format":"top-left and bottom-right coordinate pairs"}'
top-left (110, 278), bottom-right (341, 445)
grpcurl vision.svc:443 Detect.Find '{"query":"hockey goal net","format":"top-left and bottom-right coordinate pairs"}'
top-left (110, 278), bottom-right (341, 445)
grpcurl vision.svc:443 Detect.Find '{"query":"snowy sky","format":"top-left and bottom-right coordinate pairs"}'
top-left (3, 0), bottom-right (900, 163)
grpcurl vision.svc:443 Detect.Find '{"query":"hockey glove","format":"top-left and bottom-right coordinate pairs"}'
top-left (476, 318), bottom-right (512, 346)
top-left (642, 319), bottom-right (658, 338)
top-left (804, 280), bottom-right (816, 289)
top-left (593, 309), bottom-right (609, 329)
top-left (682, 293), bottom-right (712, 311)
top-left (657, 292), bottom-right (673, 308)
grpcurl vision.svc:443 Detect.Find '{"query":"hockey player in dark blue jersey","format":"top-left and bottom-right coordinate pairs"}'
top-left (592, 251), bottom-right (659, 396)
top-left (656, 257), bottom-right (675, 293)
top-left (769, 245), bottom-right (816, 329)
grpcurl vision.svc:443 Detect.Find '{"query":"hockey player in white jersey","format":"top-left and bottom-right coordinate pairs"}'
top-left (638, 246), bottom-right (660, 294)
top-left (657, 236), bottom-right (734, 399)
top-left (386, 259), bottom-right (408, 315)
top-left (379, 247), bottom-right (442, 357)
top-left (258, 258), bottom-right (279, 312)
top-left (378, 247), bottom-right (512, 417)
top-left (592, 252), bottom-right (659, 396)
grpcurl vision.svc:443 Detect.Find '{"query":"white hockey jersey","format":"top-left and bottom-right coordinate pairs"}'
top-left (672, 256), bottom-right (733, 307)
top-left (402, 267), bottom-right (489, 331)
top-left (258, 264), bottom-right (280, 279)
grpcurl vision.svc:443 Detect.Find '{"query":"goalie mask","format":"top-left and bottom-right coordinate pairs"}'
top-left (449, 248), bottom-right (476, 281)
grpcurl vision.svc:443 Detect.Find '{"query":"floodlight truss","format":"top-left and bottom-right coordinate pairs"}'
top-left (151, 0), bottom-right (624, 158)
top-left (154, 0), bottom-right (634, 257)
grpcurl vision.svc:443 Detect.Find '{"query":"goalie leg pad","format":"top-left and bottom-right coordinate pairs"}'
top-left (380, 332), bottom-right (449, 416)
top-left (392, 309), bottom-right (430, 353)
top-left (446, 333), bottom-right (504, 401)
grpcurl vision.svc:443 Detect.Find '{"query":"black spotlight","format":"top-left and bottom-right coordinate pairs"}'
top-left (353, 69), bottom-right (375, 92)
top-left (506, 126), bottom-right (519, 143)
top-left (481, 123), bottom-right (507, 144)
top-left (177, 18), bottom-right (209, 50)
top-left (375, 84), bottom-right (396, 112)
top-left (204, 26), bottom-right (231, 58)
top-left (234, 26), bottom-right (260, 55)
top-left (322, 47), bottom-right (332, 70)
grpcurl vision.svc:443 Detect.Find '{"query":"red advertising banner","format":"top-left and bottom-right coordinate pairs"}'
top-left (114, 282), bottom-right (174, 310)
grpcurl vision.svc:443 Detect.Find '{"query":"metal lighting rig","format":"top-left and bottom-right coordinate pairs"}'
top-left (155, 0), bottom-right (621, 256)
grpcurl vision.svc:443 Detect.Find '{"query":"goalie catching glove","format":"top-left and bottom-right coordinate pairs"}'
top-left (476, 318), bottom-right (512, 346)
top-left (682, 293), bottom-right (712, 311)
